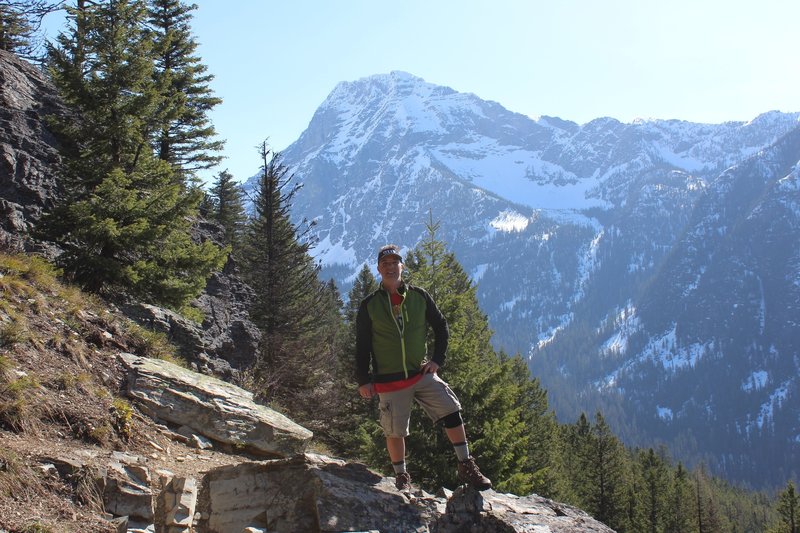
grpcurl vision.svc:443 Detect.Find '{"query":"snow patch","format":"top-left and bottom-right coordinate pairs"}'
top-left (742, 370), bottom-right (768, 392)
top-left (599, 303), bottom-right (640, 358)
top-left (533, 313), bottom-right (575, 352)
top-left (431, 139), bottom-right (611, 210)
top-left (595, 324), bottom-right (714, 391)
top-left (311, 235), bottom-right (357, 267)
top-left (489, 210), bottom-right (530, 232)
top-left (472, 263), bottom-right (489, 281)
top-left (657, 406), bottom-right (673, 421)
top-left (756, 381), bottom-right (791, 429)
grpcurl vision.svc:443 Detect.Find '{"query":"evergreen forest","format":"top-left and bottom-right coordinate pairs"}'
top-left (2, 1), bottom-right (799, 532)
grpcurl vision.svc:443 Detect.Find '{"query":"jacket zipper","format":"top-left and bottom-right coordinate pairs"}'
top-left (387, 291), bottom-right (408, 379)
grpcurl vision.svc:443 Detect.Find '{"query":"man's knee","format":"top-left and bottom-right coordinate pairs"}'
top-left (440, 410), bottom-right (463, 429)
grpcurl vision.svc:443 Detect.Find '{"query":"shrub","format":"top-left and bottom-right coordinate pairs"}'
top-left (0, 318), bottom-right (29, 348)
top-left (111, 397), bottom-right (134, 440)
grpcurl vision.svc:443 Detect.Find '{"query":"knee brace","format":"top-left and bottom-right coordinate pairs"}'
top-left (440, 410), bottom-right (463, 429)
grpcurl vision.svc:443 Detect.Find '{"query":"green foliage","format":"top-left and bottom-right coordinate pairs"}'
top-left (178, 303), bottom-right (205, 324)
top-left (0, 372), bottom-right (39, 431)
top-left (0, 1), bottom-right (60, 58)
top-left (147, 0), bottom-right (224, 175)
top-left (206, 169), bottom-right (248, 251)
top-left (239, 143), bottom-right (334, 411)
top-left (39, 0), bottom-right (226, 309)
top-left (0, 317), bottom-right (28, 347)
top-left (665, 463), bottom-right (694, 533)
top-left (125, 322), bottom-right (183, 364)
top-left (20, 523), bottom-right (53, 533)
top-left (565, 412), bottom-right (628, 528)
top-left (110, 397), bottom-right (134, 440)
top-left (774, 481), bottom-right (799, 533)
top-left (0, 3), bottom-right (31, 52)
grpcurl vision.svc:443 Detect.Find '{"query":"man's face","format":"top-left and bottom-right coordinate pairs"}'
top-left (378, 255), bottom-right (403, 283)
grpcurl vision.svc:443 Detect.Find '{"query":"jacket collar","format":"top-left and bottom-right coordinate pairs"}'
top-left (379, 280), bottom-right (407, 295)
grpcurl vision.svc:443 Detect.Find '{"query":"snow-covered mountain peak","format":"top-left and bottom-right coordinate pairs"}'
top-left (268, 72), bottom-right (800, 489)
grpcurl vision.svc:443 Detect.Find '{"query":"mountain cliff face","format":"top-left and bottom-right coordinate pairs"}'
top-left (261, 71), bottom-right (800, 488)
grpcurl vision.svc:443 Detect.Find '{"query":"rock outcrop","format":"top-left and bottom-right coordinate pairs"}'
top-left (118, 352), bottom-right (312, 457)
top-left (110, 354), bottom-right (613, 532)
top-left (121, 258), bottom-right (262, 379)
top-left (195, 453), bottom-right (614, 533)
top-left (0, 49), bottom-right (65, 253)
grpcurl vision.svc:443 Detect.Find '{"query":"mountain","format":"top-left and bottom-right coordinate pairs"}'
top-left (247, 71), bottom-right (800, 489)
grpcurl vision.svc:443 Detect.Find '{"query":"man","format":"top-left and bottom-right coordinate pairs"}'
top-left (355, 244), bottom-right (492, 493)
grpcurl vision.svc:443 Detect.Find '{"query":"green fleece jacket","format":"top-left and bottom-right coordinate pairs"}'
top-left (355, 282), bottom-right (449, 386)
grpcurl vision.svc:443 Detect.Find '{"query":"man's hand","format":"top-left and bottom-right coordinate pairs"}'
top-left (358, 383), bottom-right (375, 399)
top-left (421, 361), bottom-right (440, 374)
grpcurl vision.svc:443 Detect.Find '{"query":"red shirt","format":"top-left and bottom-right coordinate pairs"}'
top-left (374, 373), bottom-right (423, 393)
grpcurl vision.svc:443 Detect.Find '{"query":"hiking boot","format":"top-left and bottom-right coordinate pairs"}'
top-left (457, 457), bottom-right (492, 491)
top-left (395, 471), bottom-right (412, 492)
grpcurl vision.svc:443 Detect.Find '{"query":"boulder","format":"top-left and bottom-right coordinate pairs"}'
top-left (440, 486), bottom-right (616, 532)
top-left (155, 475), bottom-right (197, 533)
top-left (194, 453), bottom-right (615, 533)
top-left (118, 352), bottom-right (312, 457)
top-left (195, 454), bottom-right (438, 533)
top-left (104, 452), bottom-right (155, 523)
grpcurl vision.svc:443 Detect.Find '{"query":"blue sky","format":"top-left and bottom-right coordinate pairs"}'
top-left (43, 0), bottom-right (800, 184)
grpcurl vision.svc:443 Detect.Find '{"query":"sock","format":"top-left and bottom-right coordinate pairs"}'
top-left (392, 460), bottom-right (407, 475)
top-left (453, 441), bottom-right (470, 462)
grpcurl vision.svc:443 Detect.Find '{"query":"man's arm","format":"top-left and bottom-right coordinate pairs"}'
top-left (355, 299), bottom-right (373, 386)
top-left (422, 289), bottom-right (449, 366)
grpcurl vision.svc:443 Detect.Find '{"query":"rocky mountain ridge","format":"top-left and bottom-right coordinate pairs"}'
top-left (264, 71), bottom-right (800, 489)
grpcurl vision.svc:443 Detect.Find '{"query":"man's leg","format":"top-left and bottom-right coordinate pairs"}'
top-left (444, 423), bottom-right (470, 461)
top-left (386, 436), bottom-right (406, 464)
top-left (440, 413), bottom-right (492, 490)
top-left (387, 436), bottom-right (411, 491)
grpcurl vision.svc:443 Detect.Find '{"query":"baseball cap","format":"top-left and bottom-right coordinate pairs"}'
top-left (377, 244), bottom-right (403, 264)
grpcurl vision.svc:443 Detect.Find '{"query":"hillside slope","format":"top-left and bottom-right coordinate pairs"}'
top-left (0, 254), bottom-right (251, 531)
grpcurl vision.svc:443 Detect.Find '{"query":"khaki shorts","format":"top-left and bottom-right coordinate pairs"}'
top-left (377, 373), bottom-right (462, 438)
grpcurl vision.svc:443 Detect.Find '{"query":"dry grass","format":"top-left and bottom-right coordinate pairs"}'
top-left (0, 253), bottom-right (248, 530)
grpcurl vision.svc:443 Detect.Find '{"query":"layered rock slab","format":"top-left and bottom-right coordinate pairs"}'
top-left (196, 454), bottom-right (438, 533)
top-left (118, 352), bottom-right (312, 457)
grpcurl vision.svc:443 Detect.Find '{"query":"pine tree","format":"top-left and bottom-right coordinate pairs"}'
top-left (665, 463), bottom-right (695, 533)
top-left (207, 169), bottom-right (247, 251)
top-left (777, 481), bottom-right (799, 533)
top-left (695, 465), bottom-right (725, 533)
top-left (500, 352), bottom-right (557, 496)
top-left (146, 0), bottom-right (223, 177)
top-left (0, 2), bottom-right (32, 53)
top-left (563, 412), bottom-right (593, 506)
top-left (240, 142), bottom-right (328, 407)
top-left (40, 0), bottom-right (225, 307)
top-left (582, 412), bottom-right (627, 529)
top-left (0, 1), bottom-right (60, 58)
top-left (639, 447), bottom-right (670, 533)
top-left (299, 278), bottom-right (349, 435)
